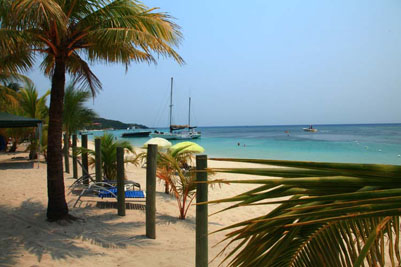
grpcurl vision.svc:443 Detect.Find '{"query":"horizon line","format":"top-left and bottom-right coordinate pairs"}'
top-left (147, 122), bottom-right (401, 129)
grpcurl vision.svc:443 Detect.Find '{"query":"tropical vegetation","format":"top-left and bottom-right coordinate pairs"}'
top-left (85, 133), bottom-right (134, 180)
top-left (0, 72), bottom-right (31, 112)
top-left (155, 146), bottom-right (198, 219)
top-left (0, 74), bottom-right (49, 158)
top-left (63, 82), bottom-right (97, 155)
top-left (17, 82), bottom-right (50, 158)
top-left (0, 0), bottom-right (183, 221)
top-left (207, 158), bottom-right (401, 267)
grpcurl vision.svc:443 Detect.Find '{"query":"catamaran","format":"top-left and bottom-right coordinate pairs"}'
top-left (150, 78), bottom-right (201, 140)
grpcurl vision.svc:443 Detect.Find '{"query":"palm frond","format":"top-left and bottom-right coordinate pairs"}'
top-left (9, 0), bottom-right (67, 31)
top-left (63, 81), bottom-right (97, 136)
top-left (207, 158), bottom-right (401, 267)
top-left (80, 133), bottom-right (134, 180)
top-left (66, 52), bottom-right (102, 96)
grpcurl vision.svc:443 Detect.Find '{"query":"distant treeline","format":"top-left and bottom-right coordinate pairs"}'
top-left (86, 117), bottom-right (148, 130)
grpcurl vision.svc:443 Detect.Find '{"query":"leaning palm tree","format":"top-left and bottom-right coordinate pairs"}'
top-left (0, 0), bottom-right (183, 221)
top-left (207, 158), bottom-right (401, 267)
top-left (63, 81), bottom-right (97, 147)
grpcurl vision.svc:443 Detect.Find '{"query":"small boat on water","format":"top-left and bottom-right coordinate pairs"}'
top-left (303, 125), bottom-right (318, 132)
top-left (121, 128), bottom-right (152, 138)
top-left (79, 130), bottom-right (94, 135)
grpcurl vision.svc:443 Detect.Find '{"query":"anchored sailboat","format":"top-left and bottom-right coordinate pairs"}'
top-left (150, 78), bottom-right (201, 140)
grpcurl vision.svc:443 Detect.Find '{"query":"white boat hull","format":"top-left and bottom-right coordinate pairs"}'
top-left (303, 128), bottom-right (318, 132)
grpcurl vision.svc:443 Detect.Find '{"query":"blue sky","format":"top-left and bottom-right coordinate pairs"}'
top-left (30, 0), bottom-right (401, 127)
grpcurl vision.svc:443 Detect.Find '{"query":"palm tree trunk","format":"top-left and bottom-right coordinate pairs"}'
top-left (165, 182), bottom-right (169, 194)
top-left (46, 58), bottom-right (69, 221)
top-left (29, 129), bottom-right (38, 160)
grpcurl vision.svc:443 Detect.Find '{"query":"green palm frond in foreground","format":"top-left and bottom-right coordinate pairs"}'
top-left (207, 158), bottom-right (401, 267)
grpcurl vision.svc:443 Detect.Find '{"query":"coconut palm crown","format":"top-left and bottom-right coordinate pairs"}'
top-left (0, 0), bottom-right (184, 221)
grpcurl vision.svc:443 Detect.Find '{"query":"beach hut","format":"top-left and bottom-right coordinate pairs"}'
top-left (0, 112), bottom-right (42, 128)
top-left (0, 112), bottom-right (43, 163)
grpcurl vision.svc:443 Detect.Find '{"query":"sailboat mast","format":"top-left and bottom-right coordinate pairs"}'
top-left (188, 97), bottom-right (191, 127)
top-left (169, 77), bottom-right (173, 133)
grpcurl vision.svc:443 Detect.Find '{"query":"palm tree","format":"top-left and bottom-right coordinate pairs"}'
top-left (0, 71), bottom-right (30, 112)
top-left (207, 158), bottom-right (401, 267)
top-left (85, 133), bottom-right (134, 180)
top-left (18, 82), bottom-right (50, 159)
top-left (0, 0), bottom-right (183, 221)
top-left (0, 85), bottom-right (18, 112)
top-left (156, 147), bottom-right (197, 219)
top-left (19, 82), bottom-right (50, 120)
top-left (63, 81), bottom-right (97, 148)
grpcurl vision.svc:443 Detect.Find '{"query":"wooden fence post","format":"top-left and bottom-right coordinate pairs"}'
top-left (196, 154), bottom-right (208, 267)
top-left (81, 134), bottom-right (89, 185)
top-left (72, 134), bottom-right (78, 178)
top-left (95, 138), bottom-right (102, 182)
top-left (64, 133), bottom-right (70, 173)
top-left (116, 146), bottom-right (125, 216)
top-left (146, 144), bottom-right (157, 239)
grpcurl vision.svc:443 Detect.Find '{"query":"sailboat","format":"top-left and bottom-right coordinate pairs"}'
top-left (150, 78), bottom-right (201, 140)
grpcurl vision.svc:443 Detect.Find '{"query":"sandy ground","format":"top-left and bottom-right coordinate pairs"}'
top-left (0, 144), bottom-right (277, 267)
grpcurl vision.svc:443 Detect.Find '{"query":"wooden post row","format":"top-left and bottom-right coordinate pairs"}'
top-left (63, 133), bottom-right (70, 173)
top-left (72, 134), bottom-right (78, 179)
top-left (196, 155), bottom-right (208, 267)
top-left (81, 134), bottom-right (89, 185)
top-left (95, 138), bottom-right (102, 182)
top-left (146, 144), bottom-right (157, 239)
top-left (116, 146), bottom-right (126, 216)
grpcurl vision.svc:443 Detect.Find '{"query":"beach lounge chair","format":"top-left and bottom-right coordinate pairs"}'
top-left (73, 181), bottom-right (145, 208)
top-left (68, 159), bottom-right (141, 191)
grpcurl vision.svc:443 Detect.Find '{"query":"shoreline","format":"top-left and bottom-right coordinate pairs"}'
top-left (83, 124), bottom-right (401, 165)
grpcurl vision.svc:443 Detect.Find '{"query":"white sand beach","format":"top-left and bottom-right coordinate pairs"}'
top-left (0, 147), bottom-right (276, 267)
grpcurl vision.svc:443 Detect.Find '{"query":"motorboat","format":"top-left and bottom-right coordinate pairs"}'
top-left (121, 130), bottom-right (152, 138)
top-left (303, 125), bottom-right (318, 132)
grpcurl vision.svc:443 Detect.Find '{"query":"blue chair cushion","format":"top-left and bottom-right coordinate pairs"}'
top-left (99, 187), bottom-right (145, 199)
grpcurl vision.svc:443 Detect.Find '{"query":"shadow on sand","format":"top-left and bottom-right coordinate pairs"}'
top-left (0, 199), bottom-right (154, 266)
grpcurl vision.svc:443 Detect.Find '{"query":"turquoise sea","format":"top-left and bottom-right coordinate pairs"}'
top-left (89, 124), bottom-right (401, 165)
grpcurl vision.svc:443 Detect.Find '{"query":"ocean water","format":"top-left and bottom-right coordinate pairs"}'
top-left (89, 124), bottom-right (401, 165)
